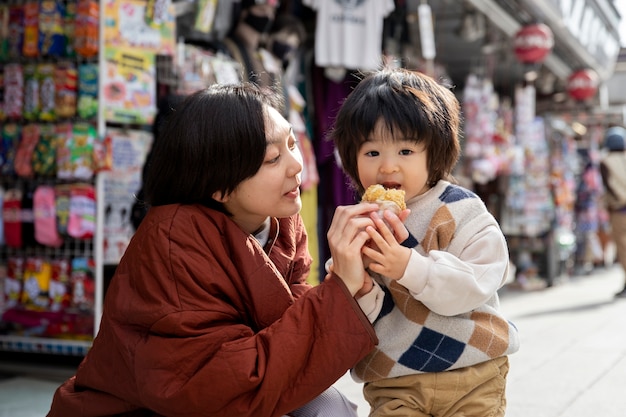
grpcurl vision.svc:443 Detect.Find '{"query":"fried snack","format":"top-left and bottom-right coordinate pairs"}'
top-left (361, 184), bottom-right (406, 215)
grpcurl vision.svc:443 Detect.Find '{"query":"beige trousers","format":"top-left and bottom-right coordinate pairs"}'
top-left (610, 211), bottom-right (626, 275)
top-left (363, 356), bottom-right (509, 417)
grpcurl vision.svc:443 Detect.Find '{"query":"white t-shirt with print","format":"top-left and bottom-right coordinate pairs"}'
top-left (303, 0), bottom-right (395, 71)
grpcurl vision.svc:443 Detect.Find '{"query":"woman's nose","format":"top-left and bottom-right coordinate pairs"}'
top-left (288, 147), bottom-right (303, 176)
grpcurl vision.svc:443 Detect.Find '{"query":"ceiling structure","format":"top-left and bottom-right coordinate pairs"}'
top-left (403, 0), bottom-right (623, 105)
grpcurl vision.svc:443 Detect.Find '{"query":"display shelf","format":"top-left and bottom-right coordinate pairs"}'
top-left (0, 335), bottom-right (91, 356)
top-left (0, 0), bottom-right (104, 355)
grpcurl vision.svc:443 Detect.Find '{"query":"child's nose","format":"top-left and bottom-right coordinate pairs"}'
top-left (379, 157), bottom-right (399, 173)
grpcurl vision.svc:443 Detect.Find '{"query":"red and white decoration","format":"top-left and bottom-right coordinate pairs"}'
top-left (513, 23), bottom-right (554, 64)
top-left (567, 69), bottom-right (599, 101)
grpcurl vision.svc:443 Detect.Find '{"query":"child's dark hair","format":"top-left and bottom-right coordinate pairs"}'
top-left (331, 68), bottom-right (461, 195)
top-left (143, 83), bottom-right (284, 213)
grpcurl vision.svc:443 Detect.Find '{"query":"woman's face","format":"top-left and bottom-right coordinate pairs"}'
top-left (219, 106), bottom-right (303, 234)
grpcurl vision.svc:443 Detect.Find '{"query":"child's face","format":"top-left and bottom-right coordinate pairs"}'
top-left (357, 119), bottom-right (430, 201)
top-left (220, 106), bottom-right (303, 234)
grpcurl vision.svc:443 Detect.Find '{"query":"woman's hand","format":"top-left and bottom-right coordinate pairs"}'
top-left (327, 203), bottom-right (379, 296)
top-left (362, 210), bottom-right (411, 281)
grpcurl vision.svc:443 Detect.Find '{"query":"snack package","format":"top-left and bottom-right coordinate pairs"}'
top-left (67, 183), bottom-right (96, 239)
top-left (4, 63), bottom-right (23, 119)
top-left (55, 61), bottom-right (78, 118)
top-left (74, 0), bottom-right (98, 58)
top-left (14, 122), bottom-right (40, 178)
top-left (70, 257), bottom-right (95, 312)
top-left (1, 123), bottom-right (20, 175)
top-left (0, 5), bottom-right (9, 62)
top-left (21, 257), bottom-right (52, 311)
top-left (54, 183), bottom-right (71, 236)
top-left (39, 0), bottom-right (66, 57)
top-left (38, 63), bottom-right (56, 121)
top-left (77, 63), bottom-right (98, 119)
top-left (49, 258), bottom-right (71, 312)
top-left (23, 63), bottom-right (40, 120)
top-left (32, 123), bottom-right (57, 176)
top-left (7, 4), bottom-right (24, 60)
top-left (4, 257), bottom-right (24, 309)
top-left (2, 187), bottom-right (22, 248)
top-left (34, 184), bottom-right (63, 247)
top-left (22, 0), bottom-right (39, 57)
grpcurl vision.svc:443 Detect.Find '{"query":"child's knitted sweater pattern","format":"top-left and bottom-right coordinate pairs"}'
top-left (353, 181), bottom-right (520, 383)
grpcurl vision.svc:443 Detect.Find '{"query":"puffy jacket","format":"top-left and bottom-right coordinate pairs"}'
top-left (48, 204), bottom-right (377, 417)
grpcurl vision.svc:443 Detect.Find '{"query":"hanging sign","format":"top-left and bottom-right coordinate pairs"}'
top-left (418, 4), bottom-right (436, 60)
top-left (513, 23), bottom-right (554, 64)
top-left (567, 69), bottom-right (598, 101)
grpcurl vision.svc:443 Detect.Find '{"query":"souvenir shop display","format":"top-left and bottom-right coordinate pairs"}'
top-left (0, 0), bottom-right (158, 355)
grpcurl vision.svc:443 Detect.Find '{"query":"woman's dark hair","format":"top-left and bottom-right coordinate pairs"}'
top-left (143, 83), bottom-right (284, 213)
top-left (331, 68), bottom-right (461, 195)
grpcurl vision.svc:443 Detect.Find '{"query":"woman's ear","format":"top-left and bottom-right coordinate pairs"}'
top-left (212, 191), bottom-right (229, 202)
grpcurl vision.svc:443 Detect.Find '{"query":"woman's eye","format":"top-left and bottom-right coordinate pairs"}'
top-left (266, 154), bottom-right (280, 164)
top-left (289, 140), bottom-right (298, 151)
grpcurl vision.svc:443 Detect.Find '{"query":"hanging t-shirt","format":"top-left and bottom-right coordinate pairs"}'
top-left (303, 0), bottom-right (395, 70)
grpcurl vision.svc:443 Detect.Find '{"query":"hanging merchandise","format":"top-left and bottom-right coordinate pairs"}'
top-left (39, 0), bottom-right (67, 57)
top-left (513, 23), bottom-right (554, 64)
top-left (0, 5), bottom-right (8, 62)
top-left (77, 63), bottom-right (98, 120)
top-left (103, 47), bottom-right (157, 124)
top-left (54, 61), bottom-right (79, 119)
top-left (55, 123), bottom-right (97, 180)
top-left (4, 63), bottom-right (24, 120)
top-left (194, 0), bottom-right (219, 34)
top-left (567, 68), bottom-right (599, 101)
top-left (463, 75), bottom-right (495, 178)
top-left (67, 183), bottom-right (96, 240)
top-left (104, 0), bottom-right (175, 55)
top-left (33, 185), bottom-right (63, 248)
top-left (303, 0), bottom-right (395, 70)
top-left (0, 0), bottom-right (104, 354)
top-left (22, 0), bottom-right (39, 58)
top-left (502, 84), bottom-right (553, 237)
top-left (74, 0), bottom-right (99, 58)
top-left (7, 4), bottom-right (24, 61)
top-left (417, 3), bottom-right (436, 60)
top-left (102, 171), bottom-right (141, 264)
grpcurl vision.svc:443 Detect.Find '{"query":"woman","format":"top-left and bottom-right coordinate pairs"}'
top-left (47, 83), bottom-right (382, 417)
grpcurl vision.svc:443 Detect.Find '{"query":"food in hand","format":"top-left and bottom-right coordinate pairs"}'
top-left (361, 184), bottom-right (406, 216)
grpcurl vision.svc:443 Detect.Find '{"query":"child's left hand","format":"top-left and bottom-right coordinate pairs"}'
top-left (362, 210), bottom-right (411, 280)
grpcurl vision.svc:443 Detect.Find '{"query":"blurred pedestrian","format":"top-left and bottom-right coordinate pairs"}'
top-left (599, 126), bottom-right (626, 298)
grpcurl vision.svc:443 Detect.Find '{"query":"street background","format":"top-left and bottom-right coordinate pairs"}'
top-left (1, 265), bottom-right (625, 417)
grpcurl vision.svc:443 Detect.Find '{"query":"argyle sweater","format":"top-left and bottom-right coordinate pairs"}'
top-left (353, 181), bottom-right (520, 383)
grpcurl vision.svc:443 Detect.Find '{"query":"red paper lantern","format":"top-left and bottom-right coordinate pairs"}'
top-left (513, 23), bottom-right (554, 64)
top-left (567, 69), bottom-right (599, 101)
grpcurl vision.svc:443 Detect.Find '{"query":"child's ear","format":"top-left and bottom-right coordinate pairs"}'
top-left (212, 191), bottom-right (229, 202)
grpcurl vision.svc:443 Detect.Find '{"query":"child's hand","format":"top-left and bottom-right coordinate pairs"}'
top-left (384, 208), bottom-right (410, 242)
top-left (362, 211), bottom-right (411, 280)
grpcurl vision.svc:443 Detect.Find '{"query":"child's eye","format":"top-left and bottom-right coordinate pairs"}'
top-left (289, 139), bottom-right (298, 151)
top-left (365, 150), bottom-right (379, 157)
top-left (400, 149), bottom-right (413, 155)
